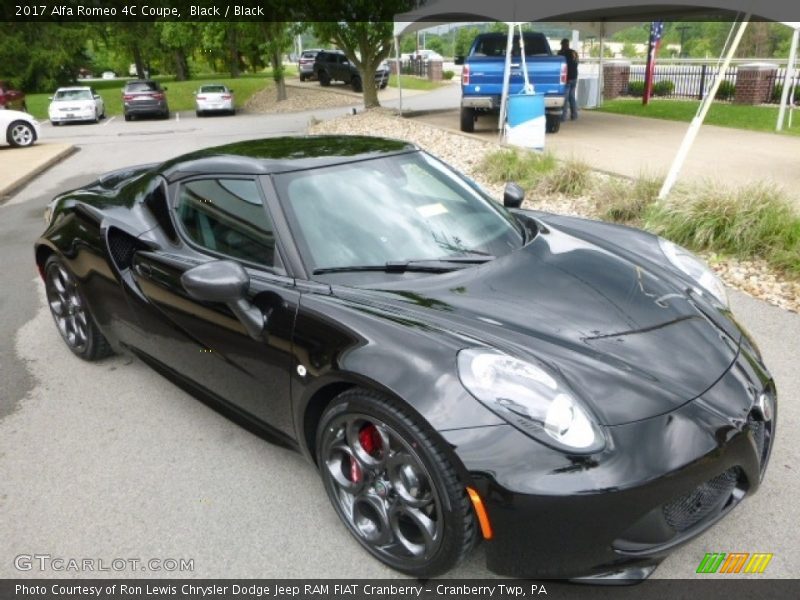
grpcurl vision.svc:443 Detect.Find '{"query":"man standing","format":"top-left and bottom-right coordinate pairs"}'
top-left (558, 39), bottom-right (579, 121)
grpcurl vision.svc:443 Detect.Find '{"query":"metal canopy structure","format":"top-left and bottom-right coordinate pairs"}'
top-left (392, 1), bottom-right (800, 198)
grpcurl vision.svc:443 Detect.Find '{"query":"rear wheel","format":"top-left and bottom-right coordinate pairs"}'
top-left (299, 73), bottom-right (306, 82)
top-left (460, 107), bottom-right (475, 133)
top-left (44, 256), bottom-right (113, 361)
top-left (316, 388), bottom-right (476, 577)
top-left (546, 114), bottom-right (561, 134)
top-left (7, 120), bottom-right (36, 147)
top-left (124, 113), bottom-right (132, 121)
top-left (351, 76), bottom-right (363, 92)
top-left (319, 71), bottom-right (331, 86)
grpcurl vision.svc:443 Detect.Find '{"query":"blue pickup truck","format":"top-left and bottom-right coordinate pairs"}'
top-left (456, 32), bottom-right (567, 134)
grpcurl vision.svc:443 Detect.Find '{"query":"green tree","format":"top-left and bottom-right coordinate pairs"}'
top-left (157, 22), bottom-right (199, 80)
top-left (309, 1), bottom-right (417, 108)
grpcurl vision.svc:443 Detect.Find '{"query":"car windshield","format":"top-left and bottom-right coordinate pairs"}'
top-left (55, 90), bottom-right (93, 101)
top-left (126, 82), bottom-right (158, 92)
top-left (200, 85), bottom-right (226, 93)
top-left (275, 152), bottom-right (524, 274)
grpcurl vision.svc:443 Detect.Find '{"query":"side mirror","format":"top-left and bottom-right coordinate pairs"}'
top-left (454, 56), bottom-right (465, 65)
top-left (503, 182), bottom-right (525, 208)
top-left (93, 94), bottom-right (100, 99)
top-left (181, 260), bottom-right (265, 340)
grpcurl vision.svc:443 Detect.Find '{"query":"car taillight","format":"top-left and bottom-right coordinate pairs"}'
top-left (561, 64), bottom-right (567, 84)
top-left (123, 94), bottom-right (134, 101)
top-left (222, 94), bottom-right (232, 99)
top-left (462, 64), bottom-right (470, 86)
top-left (152, 92), bottom-right (164, 100)
top-left (196, 95), bottom-right (206, 100)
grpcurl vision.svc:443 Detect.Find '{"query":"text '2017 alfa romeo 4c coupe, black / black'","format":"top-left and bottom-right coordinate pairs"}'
top-left (35, 136), bottom-right (776, 581)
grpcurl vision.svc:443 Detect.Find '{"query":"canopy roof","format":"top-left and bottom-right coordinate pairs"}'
top-left (393, 1), bottom-right (800, 37)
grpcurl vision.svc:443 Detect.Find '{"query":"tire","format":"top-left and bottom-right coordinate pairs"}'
top-left (460, 107), bottom-right (475, 133)
top-left (124, 113), bottom-right (132, 121)
top-left (319, 71), bottom-right (331, 87)
top-left (546, 114), bottom-right (561, 134)
top-left (299, 73), bottom-right (306, 82)
top-left (380, 82), bottom-right (388, 90)
top-left (7, 120), bottom-right (36, 147)
top-left (316, 388), bottom-right (476, 577)
top-left (44, 256), bottom-right (113, 361)
top-left (351, 76), bottom-right (363, 93)
top-left (162, 111), bottom-right (170, 120)
top-left (92, 110), bottom-right (99, 124)
top-left (196, 110), bottom-right (202, 117)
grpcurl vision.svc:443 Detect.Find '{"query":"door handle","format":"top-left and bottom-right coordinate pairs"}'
top-left (136, 262), bottom-right (152, 277)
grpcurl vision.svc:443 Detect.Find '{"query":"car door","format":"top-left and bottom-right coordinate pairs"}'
top-left (91, 88), bottom-right (104, 115)
top-left (129, 175), bottom-right (299, 437)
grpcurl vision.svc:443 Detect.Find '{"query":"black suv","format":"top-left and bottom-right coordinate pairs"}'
top-left (122, 80), bottom-right (169, 121)
top-left (313, 50), bottom-right (390, 92)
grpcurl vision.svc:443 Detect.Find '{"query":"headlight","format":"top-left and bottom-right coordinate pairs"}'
top-left (658, 238), bottom-right (728, 308)
top-left (457, 349), bottom-right (604, 453)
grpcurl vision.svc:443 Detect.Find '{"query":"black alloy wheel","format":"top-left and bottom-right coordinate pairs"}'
top-left (44, 256), bottom-right (112, 361)
top-left (317, 389), bottom-right (476, 577)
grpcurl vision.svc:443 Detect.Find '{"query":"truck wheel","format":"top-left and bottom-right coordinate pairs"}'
top-left (299, 73), bottom-right (306, 82)
top-left (460, 107), bottom-right (475, 133)
top-left (546, 114), bottom-right (561, 134)
top-left (319, 72), bottom-right (331, 87)
top-left (351, 76), bottom-right (363, 93)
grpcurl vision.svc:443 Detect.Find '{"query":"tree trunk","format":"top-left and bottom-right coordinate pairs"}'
top-left (174, 49), bottom-right (190, 81)
top-left (132, 44), bottom-right (145, 79)
top-left (272, 49), bottom-right (287, 101)
top-left (361, 61), bottom-right (381, 109)
top-left (227, 28), bottom-right (240, 78)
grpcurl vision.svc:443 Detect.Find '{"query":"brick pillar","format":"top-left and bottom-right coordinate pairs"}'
top-left (427, 60), bottom-right (443, 81)
top-left (734, 63), bottom-right (778, 105)
top-left (602, 60), bottom-right (631, 100)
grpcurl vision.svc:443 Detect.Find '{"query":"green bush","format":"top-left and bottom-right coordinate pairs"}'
top-left (715, 80), bottom-right (736, 101)
top-left (652, 80), bottom-right (675, 97)
top-left (442, 70), bottom-right (455, 80)
top-left (627, 81), bottom-right (645, 97)
top-left (596, 175), bottom-right (662, 223)
top-left (771, 82), bottom-right (800, 104)
top-left (645, 182), bottom-right (800, 275)
top-left (480, 149), bottom-right (557, 192)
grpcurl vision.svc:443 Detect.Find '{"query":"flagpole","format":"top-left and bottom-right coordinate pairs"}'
top-left (643, 23), bottom-right (655, 105)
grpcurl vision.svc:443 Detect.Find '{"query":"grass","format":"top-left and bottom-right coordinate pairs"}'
top-left (598, 98), bottom-right (800, 137)
top-left (644, 182), bottom-right (800, 276)
top-left (480, 147), bottom-right (800, 276)
top-left (24, 71), bottom-right (290, 120)
top-left (389, 75), bottom-right (443, 91)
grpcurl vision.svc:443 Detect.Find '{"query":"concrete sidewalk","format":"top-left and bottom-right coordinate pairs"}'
top-left (411, 108), bottom-right (800, 200)
top-left (0, 143), bottom-right (76, 202)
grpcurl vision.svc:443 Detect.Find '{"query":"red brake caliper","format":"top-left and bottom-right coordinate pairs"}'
top-left (350, 423), bottom-right (381, 483)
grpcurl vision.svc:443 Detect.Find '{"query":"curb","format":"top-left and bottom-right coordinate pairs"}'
top-left (0, 144), bottom-right (79, 204)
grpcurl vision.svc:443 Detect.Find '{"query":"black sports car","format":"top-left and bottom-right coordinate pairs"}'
top-left (35, 136), bottom-right (776, 580)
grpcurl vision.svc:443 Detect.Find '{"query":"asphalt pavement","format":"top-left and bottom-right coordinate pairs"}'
top-left (0, 104), bottom-right (798, 580)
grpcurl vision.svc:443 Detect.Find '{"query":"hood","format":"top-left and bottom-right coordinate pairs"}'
top-left (336, 225), bottom-right (740, 426)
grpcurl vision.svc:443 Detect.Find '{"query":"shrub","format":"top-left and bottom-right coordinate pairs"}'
top-left (442, 70), bottom-right (455, 80)
top-left (652, 80), bottom-right (675, 97)
top-left (627, 81), bottom-right (645, 97)
top-left (771, 82), bottom-right (800, 104)
top-left (645, 182), bottom-right (800, 275)
top-left (596, 175), bottom-right (662, 223)
top-left (542, 159), bottom-right (593, 196)
top-left (479, 149), bottom-right (557, 191)
top-left (715, 80), bottom-right (736, 101)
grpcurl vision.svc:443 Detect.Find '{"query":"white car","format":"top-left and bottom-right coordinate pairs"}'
top-left (1, 109), bottom-right (40, 147)
top-left (48, 87), bottom-right (105, 125)
top-left (194, 84), bottom-right (235, 116)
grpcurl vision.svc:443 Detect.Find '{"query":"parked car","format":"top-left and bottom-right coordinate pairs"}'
top-left (35, 135), bottom-right (776, 580)
top-left (122, 80), bottom-right (169, 121)
top-left (0, 81), bottom-right (26, 111)
top-left (101, 71), bottom-right (116, 80)
top-left (194, 84), bottom-right (235, 116)
top-left (313, 50), bottom-right (390, 91)
top-left (298, 49), bottom-right (323, 81)
top-left (415, 49), bottom-right (444, 62)
top-left (1, 109), bottom-right (39, 147)
top-left (48, 87), bottom-right (105, 125)
top-left (456, 32), bottom-right (566, 133)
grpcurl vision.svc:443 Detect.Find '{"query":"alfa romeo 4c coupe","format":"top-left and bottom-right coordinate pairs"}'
top-left (35, 136), bottom-right (776, 580)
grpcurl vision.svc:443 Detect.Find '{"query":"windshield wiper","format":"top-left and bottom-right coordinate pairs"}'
top-left (312, 255), bottom-right (494, 276)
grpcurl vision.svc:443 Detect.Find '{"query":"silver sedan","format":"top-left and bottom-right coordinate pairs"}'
top-left (194, 84), bottom-right (235, 117)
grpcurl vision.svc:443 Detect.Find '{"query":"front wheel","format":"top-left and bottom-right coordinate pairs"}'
top-left (316, 389), bottom-right (476, 577)
top-left (546, 114), bottom-right (561, 134)
top-left (351, 76), bottom-right (363, 92)
top-left (44, 256), bottom-right (113, 361)
top-left (7, 120), bottom-right (36, 147)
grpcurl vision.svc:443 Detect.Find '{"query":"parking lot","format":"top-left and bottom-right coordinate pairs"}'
top-left (1, 108), bottom-right (799, 580)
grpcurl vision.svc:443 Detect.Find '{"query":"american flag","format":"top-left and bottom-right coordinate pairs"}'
top-left (644, 21), bottom-right (665, 104)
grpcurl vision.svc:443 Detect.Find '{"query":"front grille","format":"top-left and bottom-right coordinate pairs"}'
top-left (663, 467), bottom-right (742, 533)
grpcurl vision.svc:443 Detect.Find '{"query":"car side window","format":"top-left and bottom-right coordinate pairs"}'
top-left (174, 178), bottom-right (277, 267)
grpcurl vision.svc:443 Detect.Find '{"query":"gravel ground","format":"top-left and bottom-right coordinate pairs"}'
top-left (245, 84), bottom-right (360, 114)
top-left (310, 109), bottom-right (800, 313)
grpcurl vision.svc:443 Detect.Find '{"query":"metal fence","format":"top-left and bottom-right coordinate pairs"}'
top-left (625, 64), bottom-right (799, 103)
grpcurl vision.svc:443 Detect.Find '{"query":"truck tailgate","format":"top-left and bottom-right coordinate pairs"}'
top-left (463, 56), bottom-right (565, 96)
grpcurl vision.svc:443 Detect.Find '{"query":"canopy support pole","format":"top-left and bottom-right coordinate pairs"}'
top-left (777, 27), bottom-right (799, 131)
top-left (597, 24), bottom-right (605, 107)
top-left (394, 36), bottom-right (403, 116)
top-left (497, 22), bottom-right (515, 137)
top-left (658, 16), bottom-right (750, 200)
